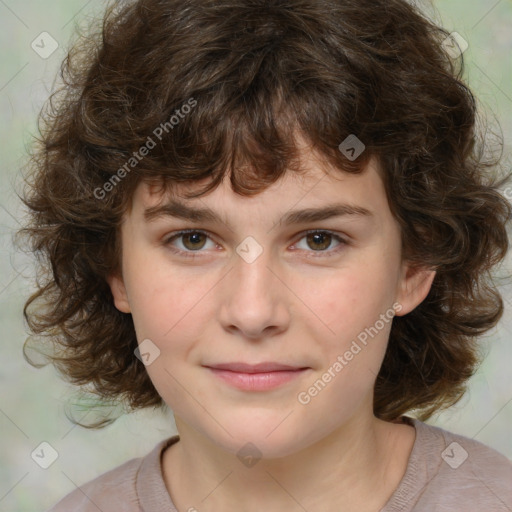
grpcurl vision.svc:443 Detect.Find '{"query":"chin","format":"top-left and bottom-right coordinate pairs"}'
top-left (198, 412), bottom-right (322, 460)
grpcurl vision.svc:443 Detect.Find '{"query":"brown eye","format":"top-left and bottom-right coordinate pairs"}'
top-left (181, 231), bottom-right (208, 250)
top-left (292, 230), bottom-right (347, 256)
top-left (165, 230), bottom-right (216, 255)
top-left (306, 232), bottom-right (332, 251)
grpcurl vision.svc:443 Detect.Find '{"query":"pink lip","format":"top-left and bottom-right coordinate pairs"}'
top-left (207, 362), bottom-right (305, 373)
top-left (204, 362), bottom-right (309, 391)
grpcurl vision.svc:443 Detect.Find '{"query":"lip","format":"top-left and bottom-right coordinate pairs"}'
top-left (206, 362), bottom-right (306, 373)
top-left (204, 362), bottom-right (310, 391)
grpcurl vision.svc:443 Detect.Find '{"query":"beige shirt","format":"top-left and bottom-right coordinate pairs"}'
top-left (47, 417), bottom-right (512, 511)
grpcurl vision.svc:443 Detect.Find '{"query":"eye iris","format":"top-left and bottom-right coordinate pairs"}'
top-left (307, 232), bottom-right (331, 251)
top-left (183, 232), bottom-right (207, 250)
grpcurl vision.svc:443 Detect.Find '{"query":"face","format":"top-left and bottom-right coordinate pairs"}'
top-left (109, 149), bottom-right (434, 459)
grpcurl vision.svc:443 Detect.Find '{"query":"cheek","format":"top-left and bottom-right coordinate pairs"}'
top-left (124, 259), bottom-right (219, 342)
top-left (299, 265), bottom-right (395, 337)
top-left (297, 261), bottom-right (398, 391)
top-left (294, 274), bottom-right (394, 428)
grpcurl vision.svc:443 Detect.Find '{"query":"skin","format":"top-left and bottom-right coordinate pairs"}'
top-left (108, 141), bottom-right (436, 512)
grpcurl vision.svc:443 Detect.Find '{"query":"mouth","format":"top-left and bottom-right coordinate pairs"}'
top-left (203, 362), bottom-right (310, 391)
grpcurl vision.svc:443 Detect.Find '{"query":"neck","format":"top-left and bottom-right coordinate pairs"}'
top-left (162, 412), bottom-right (415, 512)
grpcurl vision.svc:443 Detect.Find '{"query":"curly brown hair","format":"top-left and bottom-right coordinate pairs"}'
top-left (19, 0), bottom-right (511, 428)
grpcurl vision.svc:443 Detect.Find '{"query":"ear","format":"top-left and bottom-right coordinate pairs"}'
top-left (394, 263), bottom-right (436, 316)
top-left (107, 272), bottom-right (131, 313)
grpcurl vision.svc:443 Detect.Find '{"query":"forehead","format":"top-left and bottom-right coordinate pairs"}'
top-left (132, 154), bottom-right (387, 218)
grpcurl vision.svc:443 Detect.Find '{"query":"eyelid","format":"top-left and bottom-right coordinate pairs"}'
top-left (163, 228), bottom-right (349, 258)
top-left (290, 229), bottom-right (348, 254)
top-left (163, 229), bottom-right (219, 255)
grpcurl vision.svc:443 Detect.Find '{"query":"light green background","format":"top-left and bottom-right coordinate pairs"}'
top-left (1, 1), bottom-right (511, 510)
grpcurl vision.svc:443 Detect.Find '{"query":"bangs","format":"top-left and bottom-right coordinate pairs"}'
top-left (126, 61), bottom-right (370, 202)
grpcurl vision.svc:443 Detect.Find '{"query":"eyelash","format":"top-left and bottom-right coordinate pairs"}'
top-left (163, 229), bottom-right (349, 259)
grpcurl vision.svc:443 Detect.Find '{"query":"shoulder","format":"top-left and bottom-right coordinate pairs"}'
top-left (47, 437), bottom-right (178, 512)
top-left (399, 418), bottom-right (512, 511)
top-left (47, 456), bottom-right (143, 512)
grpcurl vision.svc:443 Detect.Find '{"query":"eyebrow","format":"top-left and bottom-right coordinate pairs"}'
top-left (143, 200), bottom-right (373, 228)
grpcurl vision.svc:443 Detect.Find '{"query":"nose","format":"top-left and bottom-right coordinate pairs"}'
top-left (218, 246), bottom-right (290, 340)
